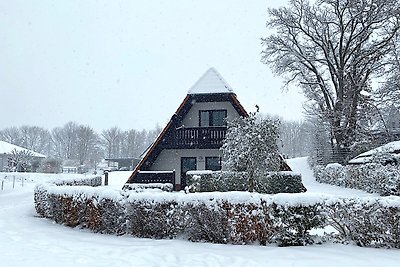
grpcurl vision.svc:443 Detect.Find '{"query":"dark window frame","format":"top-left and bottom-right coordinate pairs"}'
top-left (199, 109), bottom-right (227, 127)
top-left (205, 156), bottom-right (222, 171)
top-left (181, 157), bottom-right (197, 189)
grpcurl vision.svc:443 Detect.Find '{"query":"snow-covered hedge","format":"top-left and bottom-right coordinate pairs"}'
top-left (186, 171), bottom-right (307, 194)
top-left (34, 175), bottom-right (102, 220)
top-left (314, 163), bottom-right (400, 196)
top-left (122, 183), bottom-right (173, 192)
top-left (52, 176), bottom-right (102, 187)
top-left (34, 177), bottom-right (400, 248)
top-left (325, 196), bottom-right (400, 248)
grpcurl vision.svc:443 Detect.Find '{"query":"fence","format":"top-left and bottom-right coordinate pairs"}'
top-left (1, 175), bottom-right (25, 191)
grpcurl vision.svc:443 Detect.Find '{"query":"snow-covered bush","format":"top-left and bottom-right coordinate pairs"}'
top-left (184, 201), bottom-right (228, 243)
top-left (34, 175), bottom-right (102, 219)
top-left (272, 203), bottom-right (325, 246)
top-left (34, 177), bottom-right (400, 248)
top-left (123, 183), bottom-right (173, 192)
top-left (346, 164), bottom-right (400, 196)
top-left (126, 199), bottom-right (185, 239)
top-left (85, 196), bottom-right (126, 235)
top-left (222, 111), bottom-right (281, 192)
top-left (314, 164), bottom-right (347, 187)
top-left (325, 197), bottom-right (400, 248)
top-left (53, 176), bottom-right (102, 187)
top-left (186, 171), bottom-right (306, 194)
top-left (314, 163), bottom-right (400, 196)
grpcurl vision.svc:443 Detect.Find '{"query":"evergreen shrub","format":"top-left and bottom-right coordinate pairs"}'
top-left (186, 171), bottom-right (306, 194)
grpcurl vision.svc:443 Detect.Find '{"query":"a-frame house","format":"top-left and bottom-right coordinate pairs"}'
top-left (126, 68), bottom-right (249, 190)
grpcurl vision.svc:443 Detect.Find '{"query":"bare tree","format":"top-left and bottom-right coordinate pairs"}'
top-left (262, 0), bottom-right (400, 162)
top-left (76, 125), bottom-right (98, 165)
top-left (0, 127), bottom-right (22, 145)
top-left (51, 122), bottom-right (79, 160)
top-left (279, 120), bottom-right (313, 158)
top-left (376, 38), bottom-right (400, 108)
top-left (101, 127), bottom-right (122, 159)
top-left (19, 126), bottom-right (52, 155)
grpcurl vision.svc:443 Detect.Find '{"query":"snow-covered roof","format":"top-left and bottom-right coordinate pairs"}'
top-left (348, 141), bottom-right (400, 164)
top-left (0, 140), bottom-right (46, 158)
top-left (187, 68), bottom-right (234, 95)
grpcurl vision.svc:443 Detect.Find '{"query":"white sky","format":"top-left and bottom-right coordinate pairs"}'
top-left (1, 0), bottom-right (305, 132)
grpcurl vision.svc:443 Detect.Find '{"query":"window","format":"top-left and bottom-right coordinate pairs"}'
top-left (205, 157), bottom-right (222, 171)
top-left (199, 110), bottom-right (227, 127)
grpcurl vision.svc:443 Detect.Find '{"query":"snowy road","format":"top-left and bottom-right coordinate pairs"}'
top-left (1, 160), bottom-right (400, 266)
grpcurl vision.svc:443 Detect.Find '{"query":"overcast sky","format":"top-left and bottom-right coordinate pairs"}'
top-left (1, 0), bottom-right (305, 132)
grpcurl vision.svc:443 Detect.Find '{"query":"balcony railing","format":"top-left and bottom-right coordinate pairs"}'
top-left (162, 126), bottom-right (227, 149)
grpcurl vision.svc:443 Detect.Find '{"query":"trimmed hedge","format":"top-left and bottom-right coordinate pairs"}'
top-left (34, 177), bottom-right (400, 248)
top-left (325, 197), bottom-right (400, 248)
top-left (314, 163), bottom-right (400, 196)
top-left (186, 171), bottom-right (307, 194)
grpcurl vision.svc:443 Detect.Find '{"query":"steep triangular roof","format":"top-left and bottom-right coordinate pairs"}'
top-left (0, 140), bottom-right (46, 158)
top-left (187, 68), bottom-right (234, 94)
top-left (126, 68), bottom-right (247, 184)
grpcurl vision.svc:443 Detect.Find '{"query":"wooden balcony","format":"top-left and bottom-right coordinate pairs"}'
top-left (161, 126), bottom-right (227, 149)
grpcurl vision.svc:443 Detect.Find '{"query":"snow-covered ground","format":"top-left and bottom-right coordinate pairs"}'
top-left (1, 158), bottom-right (400, 267)
top-left (287, 157), bottom-right (377, 197)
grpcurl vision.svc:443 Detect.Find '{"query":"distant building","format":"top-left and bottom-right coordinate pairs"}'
top-left (0, 140), bottom-right (46, 172)
top-left (104, 157), bottom-right (140, 170)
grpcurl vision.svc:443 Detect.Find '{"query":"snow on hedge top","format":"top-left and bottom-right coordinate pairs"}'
top-left (187, 68), bottom-right (234, 95)
top-left (0, 140), bottom-right (46, 158)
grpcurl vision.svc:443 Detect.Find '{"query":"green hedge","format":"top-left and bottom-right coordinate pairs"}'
top-left (34, 176), bottom-right (400, 248)
top-left (186, 171), bottom-right (307, 194)
top-left (314, 163), bottom-right (400, 196)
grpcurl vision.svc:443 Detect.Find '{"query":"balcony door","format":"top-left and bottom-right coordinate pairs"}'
top-left (181, 157), bottom-right (197, 189)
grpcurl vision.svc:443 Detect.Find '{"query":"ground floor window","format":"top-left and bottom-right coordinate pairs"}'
top-left (205, 157), bottom-right (222, 171)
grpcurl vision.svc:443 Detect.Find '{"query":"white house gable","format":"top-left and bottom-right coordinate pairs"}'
top-left (127, 68), bottom-right (248, 190)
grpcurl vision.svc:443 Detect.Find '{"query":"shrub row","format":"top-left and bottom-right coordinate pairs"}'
top-left (325, 197), bottom-right (400, 248)
top-left (186, 171), bottom-right (307, 194)
top-left (52, 175), bottom-right (102, 187)
top-left (314, 163), bottom-right (400, 196)
top-left (34, 179), bottom-right (400, 248)
top-left (35, 181), bottom-right (322, 246)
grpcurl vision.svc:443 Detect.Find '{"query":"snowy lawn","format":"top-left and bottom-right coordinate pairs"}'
top-left (1, 159), bottom-right (400, 266)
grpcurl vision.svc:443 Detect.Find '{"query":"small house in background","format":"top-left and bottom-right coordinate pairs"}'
top-left (0, 140), bottom-right (46, 172)
top-left (104, 157), bottom-right (141, 171)
top-left (126, 68), bottom-right (253, 190)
